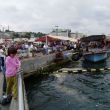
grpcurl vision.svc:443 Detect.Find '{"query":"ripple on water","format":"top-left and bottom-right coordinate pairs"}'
top-left (26, 60), bottom-right (110, 110)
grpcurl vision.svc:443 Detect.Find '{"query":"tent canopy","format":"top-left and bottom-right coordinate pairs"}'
top-left (35, 36), bottom-right (60, 42)
top-left (49, 35), bottom-right (77, 42)
top-left (35, 35), bottom-right (78, 42)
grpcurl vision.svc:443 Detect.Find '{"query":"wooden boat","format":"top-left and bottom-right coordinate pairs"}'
top-left (83, 51), bottom-right (107, 62)
top-left (81, 35), bottom-right (108, 62)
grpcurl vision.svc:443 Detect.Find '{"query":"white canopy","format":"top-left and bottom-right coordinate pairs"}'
top-left (48, 35), bottom-right (77, 42)
top-left (28, 38), bottom-right (36, 42)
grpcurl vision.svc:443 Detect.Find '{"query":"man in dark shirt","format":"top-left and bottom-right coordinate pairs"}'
top-left (0, 48), bottom-right (6, 95)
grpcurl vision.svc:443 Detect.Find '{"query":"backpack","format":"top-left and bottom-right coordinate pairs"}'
top-left (0, 95), bottom-right (12, 105)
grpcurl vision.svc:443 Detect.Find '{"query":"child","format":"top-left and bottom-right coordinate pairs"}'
top-left (5, 47), bottom-right (21, 99)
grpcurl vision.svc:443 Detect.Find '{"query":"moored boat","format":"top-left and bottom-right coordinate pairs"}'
top-left (81, 35), bottom-right (108, 62)
top-left (83, 51), bottom-right (107, 62)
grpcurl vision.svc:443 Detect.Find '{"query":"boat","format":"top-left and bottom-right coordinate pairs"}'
top-left (83, 51), bottom-right (107, 62)
top-left (81, 35), bottom-right (108, 62)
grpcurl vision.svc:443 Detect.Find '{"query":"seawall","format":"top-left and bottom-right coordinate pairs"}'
top-left (21, 53), bottom-right (56, 77)
top-left (21, 51), bottom-right (72, 78)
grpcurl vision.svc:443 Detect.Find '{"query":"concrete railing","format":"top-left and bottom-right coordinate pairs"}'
top-left (18, 69), bottom-right (25, 110)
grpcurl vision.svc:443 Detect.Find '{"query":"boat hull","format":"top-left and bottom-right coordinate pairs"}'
top-left (84, 52), bottom-right (107, 62)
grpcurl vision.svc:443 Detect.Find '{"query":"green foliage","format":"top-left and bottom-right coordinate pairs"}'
top-left (34, 32), bottom-right (46, 38)
top-left (5, 30), bottom-right (14, 32)
top-left (12, 31), bottom-right (46, 38)
top-left (25, 32), bottom-right (31, 39)
top-left (13, 33), bottom-right (19, 38)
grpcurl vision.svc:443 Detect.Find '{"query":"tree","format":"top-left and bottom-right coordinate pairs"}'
top-left (13, 33), bottom-right (19, 38)
top-left (34, 32), bottom-right (46, 37)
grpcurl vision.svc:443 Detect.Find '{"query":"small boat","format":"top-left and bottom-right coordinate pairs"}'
top-left (81, 35), bottom-right (108, 62)
top-left (83, 51), bottom-right (107, 62)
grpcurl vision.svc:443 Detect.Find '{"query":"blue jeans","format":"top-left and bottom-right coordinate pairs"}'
top-left (45, 48), bottom-right (48, 55)
top-left (1, 66), bottom-right (7, 94)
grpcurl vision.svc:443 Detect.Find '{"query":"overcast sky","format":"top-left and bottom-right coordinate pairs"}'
top-left (0, 0), bottom-right (110, 34)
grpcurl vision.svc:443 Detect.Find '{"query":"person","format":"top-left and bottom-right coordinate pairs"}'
top-left (0, 46), bottom-right (6, 95)
top-left (5, 47), bottom-right (21, 99)
top-left (28, 43), bottom-right (33, 57)
top-left (43, 44), bottom-right (48, 55)
top-left (73, 43), bottom-right (77, 51)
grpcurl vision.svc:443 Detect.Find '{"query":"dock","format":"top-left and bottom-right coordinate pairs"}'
top-left (0, 72), bottom-right (29, 110)
top-left (0, 73), bottom-right (10, 110)
top-left (0, 53), bottom-right (56, 110)
top-left (0, 50), bottom-right (72, 110)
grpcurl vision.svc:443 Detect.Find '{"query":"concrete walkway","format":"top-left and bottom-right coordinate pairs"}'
top-left (0, 73), bottom-right (10, 110)
top-left (0, 72), bottom-right (28, 110)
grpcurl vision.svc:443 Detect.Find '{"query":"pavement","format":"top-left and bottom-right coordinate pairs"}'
top-left (0, 72), bottom-right (28, 110)
top-left (0, 73), bottom-right (18, 110)
top-left (0, 72), bottom-right (10, 110)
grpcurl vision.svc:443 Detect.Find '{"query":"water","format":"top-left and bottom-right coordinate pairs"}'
top-left (25, 59), bottom-right (110, 110)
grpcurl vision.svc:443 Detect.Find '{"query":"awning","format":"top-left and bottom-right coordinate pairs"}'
top-left (35, 36), bottom-right (60, 42)
top-left (48, 35), bottom-right (77, 42)
top-left (35, 35), bottom-right (78, 42)
top-left (81, 35), bottom-right (106, 42)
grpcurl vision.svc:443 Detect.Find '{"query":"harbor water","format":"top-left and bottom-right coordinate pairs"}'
top-left (25, 59), bottom-right (110, 110)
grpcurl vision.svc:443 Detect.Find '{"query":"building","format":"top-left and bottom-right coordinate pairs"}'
top-left (70, 32), bottom-right (85, 38)
top-left (0, 31), bottom-right (14, 39)
top-left (50, 28), bottom-right (86, 39)
top-left (50, 28), bottom-right (71, 37)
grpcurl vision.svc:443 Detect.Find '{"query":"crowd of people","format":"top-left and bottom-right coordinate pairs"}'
top-left (0, 41), bottom-right (80, 58)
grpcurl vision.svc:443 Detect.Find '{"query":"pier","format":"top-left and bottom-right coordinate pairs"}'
top-left (0, 51), bottom-right (69, 110)
top-left (0, 71), bottom-right (29, 110)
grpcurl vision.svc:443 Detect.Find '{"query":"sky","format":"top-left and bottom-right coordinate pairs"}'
top-left (0, 0), bottom-right (110, 35)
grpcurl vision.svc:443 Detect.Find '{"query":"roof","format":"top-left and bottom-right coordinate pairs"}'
top-left (49, 35), bottom-right (77, 42)
top-left (35, 36), bottom-right (60, 42)
top-left (81, 35), bottom-right (106, 42)
top-left (35, 35), bottom-right (78, 42)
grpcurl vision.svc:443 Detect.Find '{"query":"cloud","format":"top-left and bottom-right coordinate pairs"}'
top-left (0, 0), bottom-right (110, 34)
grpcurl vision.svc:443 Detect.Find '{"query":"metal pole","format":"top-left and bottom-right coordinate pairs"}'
top-left (2, 27), bottom-right (4, 32)
top-left (55, 26), bottom-right (58, 36)
top-left (0, 25), bottom-right (4, 38)
top-left (46, 35), bottom-right (48, 46)
top-left (8, 25), bottom-right (9, 31)
top-left (18, 70), bottom-right (25, 110)
top-left (0, 25), bottom-right (2, 32)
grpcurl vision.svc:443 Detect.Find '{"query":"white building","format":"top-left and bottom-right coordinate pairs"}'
top-left (0, 31), bottom-right (14, 39)
top-left (50, 29), bottom-right (71, 37)
top-left (50, 28), bottom-right (85, 39)
top-left (70, 32), bottom-right (85, 38)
